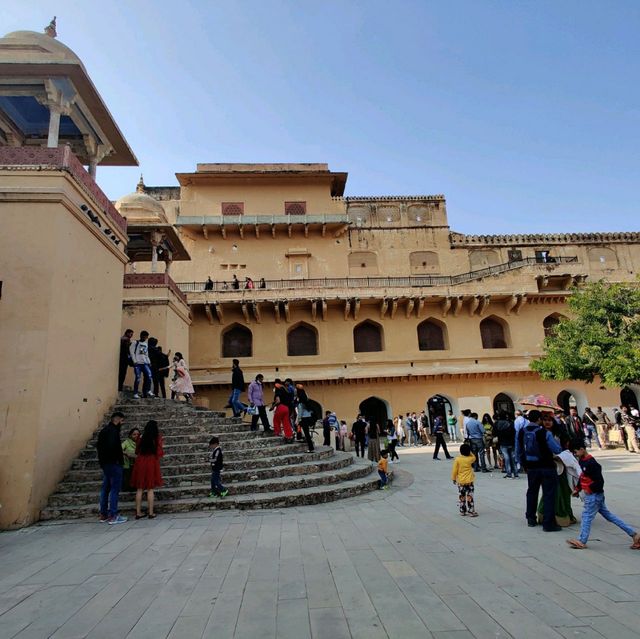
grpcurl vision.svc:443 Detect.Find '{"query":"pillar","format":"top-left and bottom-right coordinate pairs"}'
top-left (47, 106), bottom-right (62, 148)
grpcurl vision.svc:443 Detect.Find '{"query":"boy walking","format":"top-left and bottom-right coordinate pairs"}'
top-left (451, 443), bottom-right (478, 517)
top-left (566, 439), bottom-right (640, 550)
top-left (377, 449), bottom-right (389, 489)
top-left (129, 330), bottom-right (154, 399)
top-left (208, 437), bottom-right (229, 498)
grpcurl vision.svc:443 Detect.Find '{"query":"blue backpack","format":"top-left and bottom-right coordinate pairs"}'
top-left (523, 425), bottom-right (542, 461)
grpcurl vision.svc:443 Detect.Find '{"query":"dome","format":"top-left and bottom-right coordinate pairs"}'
top-left (115, 177), bottom-right (168, 224)
top-left (0, 30), bottom-right (83, 66)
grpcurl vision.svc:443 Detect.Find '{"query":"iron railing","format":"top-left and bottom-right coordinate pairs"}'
top-left (177, 256), bottom-right (578, 293)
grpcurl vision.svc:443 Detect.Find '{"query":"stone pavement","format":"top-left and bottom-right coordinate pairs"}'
top-left (1, 446), bottom-right (639, 639)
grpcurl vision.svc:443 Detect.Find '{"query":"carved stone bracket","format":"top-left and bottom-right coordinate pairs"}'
top-left (204, 304), bottom-right (214, 325)
top-left (441, 297), bottom-right (452, 318)
top-left (416, 297), bottom-right (425, 318)
top-left (353, 298), bottom-right (361, 320)
top-left (344, 299), bottom-right (351, 320)
top-left (452, 296), bottom-right (463, 316)
top-left (405, 298), bottom-right (415, 318)
top-left (380, 298), bottom-right (389, 319)
top-left (252, 302), bottom-right (261, 323)
top-left (241, 302), bottom-right (250, 323)
top-left (321, 299), bottom-right (328, 321)
top-left (390, 299), bottom-right (398, 319)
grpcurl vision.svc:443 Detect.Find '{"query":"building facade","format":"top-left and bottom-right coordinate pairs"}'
top-left (125, 163), bottom-right (640, 424)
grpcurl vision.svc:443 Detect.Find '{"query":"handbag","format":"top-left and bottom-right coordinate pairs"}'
top-left (246, 404), bottom-right (259, 416)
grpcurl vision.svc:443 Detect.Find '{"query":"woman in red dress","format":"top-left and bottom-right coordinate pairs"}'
top-left (131, 420), bottom-right (164, 519)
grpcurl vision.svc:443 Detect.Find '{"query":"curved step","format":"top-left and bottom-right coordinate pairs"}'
top-left (40, 461), bottom-right (380, 520)
top-left (54, 452), bottom-right (354, 493)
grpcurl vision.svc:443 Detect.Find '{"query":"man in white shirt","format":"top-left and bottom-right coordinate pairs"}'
top-left (129, 330), bottom-right (154, 399)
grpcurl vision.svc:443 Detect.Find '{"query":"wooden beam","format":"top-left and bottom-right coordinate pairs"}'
top-left (353, 298), bottom-right (361, 320)
top-left (416, 297), bottom-right (425, 318)
top-left (344, 299), bottom-right (351, 320)
top-left (202, 225), bottom-right (208, 239)
top-left (311, 299), bottom-right (317, 321)
top-left (390, 299), bottom-right (398, 319)
top-left (441, 297), bottom-right (452, 317)
top-left (274, 301), bottom-right (281, 323)
top-left (380, 298), bottom-right (389, 319)
top-left (252, 302), bottom-right (261, 323)
top-left (283, 300), bottom-right (291, 323)
top-left (405, 298), bottom-right (415, 318)
top-left (241, 302), bottom-right (250, 323)
top-left (204, 303), bottom-right (214, 325)
top-left (321, 299), bottom-right (328, 321)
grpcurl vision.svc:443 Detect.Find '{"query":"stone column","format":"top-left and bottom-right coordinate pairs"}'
top-left (150, 230), bottom-right (163, 274)
top-left (47, 105), bottom-right (62, 148)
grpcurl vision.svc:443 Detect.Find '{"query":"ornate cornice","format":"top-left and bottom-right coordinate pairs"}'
top-left (450, 231), bottom-right (640, 247)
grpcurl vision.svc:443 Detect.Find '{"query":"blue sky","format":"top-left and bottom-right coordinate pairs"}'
top-left (5, 1), bottom-right (640, 233)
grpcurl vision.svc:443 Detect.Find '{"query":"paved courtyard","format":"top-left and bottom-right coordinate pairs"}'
top-left (1, 446), bottom-right (639, 639)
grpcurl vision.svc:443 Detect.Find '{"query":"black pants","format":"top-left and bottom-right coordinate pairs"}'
top-left (388, 440), bottom-right (399, 460)
top-left (433, 433), bottom-right (451, 459)
top-left (354, 437), bottom-right (366, 457)
top-left (323, 426), bottom-right (331, 447)
top-left (526, 467), bottom-right (558, 529)
top-left (300, 417), bottom-right (315, 452)
top-left (251, 406), bottom-right (271, 432)
top-left (118, 360), bottom-right (129, 392)
top-left (152, 372), bottom-right (166, 398)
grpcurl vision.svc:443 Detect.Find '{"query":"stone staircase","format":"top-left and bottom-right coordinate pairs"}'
top-left (40, 397), bottom-right (379, 520)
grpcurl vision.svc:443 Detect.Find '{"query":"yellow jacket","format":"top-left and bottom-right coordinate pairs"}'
top-left (451, 454), bottom-right (476, 485)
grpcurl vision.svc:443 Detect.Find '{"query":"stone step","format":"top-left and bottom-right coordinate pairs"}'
top-left (70, 440), bottom-right (308, 470)
top-left (40, 461), bottom-right (380, 520)
top-left (54, 454), bottom-right (354, 493)
top-left (62, 447), bottom-right (336, 483)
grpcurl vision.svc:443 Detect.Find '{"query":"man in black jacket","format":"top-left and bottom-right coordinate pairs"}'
top-left (229, 359), bottom-right (247, 417)
top-left (96, 411), bottom-right (127, 524)
top-left (118, 329), bottom-right (133, 391)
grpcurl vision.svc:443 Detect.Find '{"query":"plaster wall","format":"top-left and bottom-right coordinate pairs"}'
top-left (0, 172), bottom-right (127, 528)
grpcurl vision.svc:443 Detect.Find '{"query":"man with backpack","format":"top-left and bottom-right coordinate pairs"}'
top-left (518, 409), bottom-right (563, 531)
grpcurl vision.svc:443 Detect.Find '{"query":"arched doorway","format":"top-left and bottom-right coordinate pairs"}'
top-left (493, 393), bottom-right (515, 418)
top-left (557, 390), bottom-right (578, 414)
top-left (427, 394), bottom-right (452, 429)
top-left (359, 396), bottom-right (389, 430)
top-left (620, 388), bottom-right (639, 411)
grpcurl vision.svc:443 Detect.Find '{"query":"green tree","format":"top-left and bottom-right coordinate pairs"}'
top-left (531, 281), bottom-right (640, 387)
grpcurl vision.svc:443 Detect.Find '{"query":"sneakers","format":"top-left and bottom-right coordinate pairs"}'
top-left (133, 393), bottom-right (140, 399)
top-left (145, 392), bottom-right (156, 398)
top-left (220, 489), bottom-right (229, 497)
top-left (99, 514), bottom-right (109, 523)
top-left (108, 515), bottom-right (128, 525)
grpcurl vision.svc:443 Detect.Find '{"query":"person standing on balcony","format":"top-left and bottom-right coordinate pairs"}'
top-left (232, 274), bottom-right (240, 290)
top-left (118, 329), bottom-right (134, 392)
top-left (228, 359), bottom-right (247, 417)
top-left (245, 277), bottom-right (254, 289)
top-left (259, 277), bottom-right (266, 289)
top-left (204, 276), bottom-right (214, 290)
top-left (129, 330), bottom-right (154, 399)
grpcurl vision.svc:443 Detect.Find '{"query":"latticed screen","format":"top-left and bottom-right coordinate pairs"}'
top-left (285, 201), bottom-right (307, 216)
top-left (222, 325), bottom-right (252, 357)
top-left (287, 325), bottom-right (318, 356)
top-left (222, 202), bottom-right (244, 216)
top-left (480, 319), bottom-right (507, 349)
top-left (353, 322), bottom-right (383, 352)
top-left (418, 321), bottom-right (446, 350)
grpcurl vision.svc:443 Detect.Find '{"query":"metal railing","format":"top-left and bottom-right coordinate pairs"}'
top-left (177, 256), bottom-right (578, 293)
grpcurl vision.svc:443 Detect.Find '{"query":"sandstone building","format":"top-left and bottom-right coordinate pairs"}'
top-left (1, 23), bottom-right (638, 527)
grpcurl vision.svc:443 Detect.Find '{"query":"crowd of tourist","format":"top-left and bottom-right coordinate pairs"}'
top-left (204, 275), bottom-right (267, 291)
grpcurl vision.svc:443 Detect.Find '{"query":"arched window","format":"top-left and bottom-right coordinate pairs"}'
top-left (287, 323), bottom-right (318, 356)
top-left (480, 317), bottom-right (508, 349)
top-left (493, 393), bottom-right (515, 418)
top-left (354, 320), bottom-right (383, 352)
top-left (417, 319), bottom-right (447, 351)
top-left (222, 324), bottom-right (252, 358)
top-left (543, 314), bottom-right (565, 338)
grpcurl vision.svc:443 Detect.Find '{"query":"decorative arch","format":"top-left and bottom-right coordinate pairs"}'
top-left (410, 251), bottom-right (440, 274)
top-left (417, 318), bottom-right (447, 351)
top-left (493, 392), bottom-right (516, 418)
top-left (407, 204), bottom-right (433, 225)
top-left (469, 249), bottom-right (500, 270)
top-left (620, 387), bottom-right (639, 411)
top-left (588, 247), bottom-right (618, 269)
top-left (287, 322), bottom-right (318, 356)
top-left (221, 323), bottom-right (252, 358)
top-left (353, 320), bottom-right (384, 352)
top-left (543, 313), bottom-right (567, 338)
top-left (557, 388), bottom-right (588, 414)
top-left (359, 396), bottom-right (391, 429)
top-left (347, 204), bottom-right (371, 225)
top-left (480, 316), bottom-right (510, 349)
top-left (348, 251), bottom-right (378, 274)
top-left (376, 205), bottom-right (400, 225)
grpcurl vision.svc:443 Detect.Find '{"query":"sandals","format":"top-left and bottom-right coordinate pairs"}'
top-left (469, 512), bottom-right (478, 518)
top-left (148, 514), bottom-right (157, 520)
top-left (631, 533), bottom-right (640, 549)
top-left (135, 514), bottom-right (144, 520)
top-left (566, 539), bottom-right (587, 549)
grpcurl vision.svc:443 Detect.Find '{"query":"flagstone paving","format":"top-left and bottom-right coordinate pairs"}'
top-left (1, 446), bottom-right (639, 639)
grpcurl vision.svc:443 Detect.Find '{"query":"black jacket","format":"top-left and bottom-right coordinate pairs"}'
top-left (494, 419), bottom-right (515, 447)
top-left (209, 446), bottom-right (224, 471)
top-left (231, 367), bottom-right (245, 390)
top-left (97, 422), bottom-right (124, 467)
top-left (578, 455), bottom-right (604, 494)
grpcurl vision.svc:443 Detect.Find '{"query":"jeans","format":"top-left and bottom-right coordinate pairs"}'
top-left (448, 422), bottom-right (458, 441)
top-left (579, 492), bottom-right (636, 544)
top-left (500, 445), bottom-right (518, 476)
top-left (210, 469), bottom-right (225, 495)
top-left (100, 464), bottom-right (123, 518)
top-left (585, 425), bottom-right (601, 449)
top-left (470, 438), bottom-right (486, 471)
top-left (251, 405), bottom-right (271, 431)
top-left (133, 363), bottom-right (153, 396)
top-left (526, 467), bottom-right (558, 529)
top-left (230, 388), bottom-right (246, 417)
top-left (378, 470), bottom-right (387, 488)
